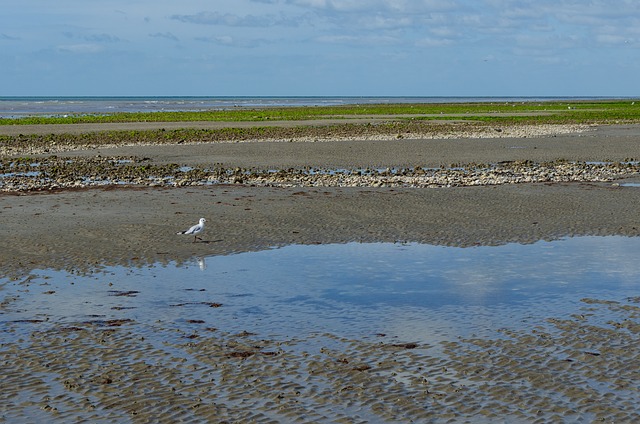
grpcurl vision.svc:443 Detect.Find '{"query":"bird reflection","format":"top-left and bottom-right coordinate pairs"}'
top-left (198, 257), bottom-right (206, 271)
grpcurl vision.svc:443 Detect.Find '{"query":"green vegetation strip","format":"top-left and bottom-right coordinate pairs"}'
top-left (2, 101), bottom-right (640, 126)
top-left (0, 122), bottom-right (488, 155)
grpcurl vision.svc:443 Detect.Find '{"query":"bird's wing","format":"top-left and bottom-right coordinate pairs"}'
top-left (185, 223), bottom-right (201, 234)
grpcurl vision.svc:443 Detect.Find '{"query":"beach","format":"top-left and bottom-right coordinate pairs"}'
top-left (2, 119), bottom-right (640, 422)
top-left (2, 120), bottom-right (640, 276)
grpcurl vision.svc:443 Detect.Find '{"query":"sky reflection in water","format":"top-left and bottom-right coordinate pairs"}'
top-left (2, 236), bottom-right (639, 342)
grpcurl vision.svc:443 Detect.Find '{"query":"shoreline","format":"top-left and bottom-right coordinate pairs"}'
top-left (2, 122), bottom-right (640, 277)
top-left (2, 181), bottom-right (639, 278)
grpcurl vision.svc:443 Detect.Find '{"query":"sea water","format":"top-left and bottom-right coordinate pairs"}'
top-left (0, 96), bottom-right (630, 119)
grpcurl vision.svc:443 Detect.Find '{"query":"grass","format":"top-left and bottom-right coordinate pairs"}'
top-left (2, 100), bottom-right (640, 126)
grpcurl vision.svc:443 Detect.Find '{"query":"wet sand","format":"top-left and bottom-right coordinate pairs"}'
top-left (2, 181), bottom-right (640, 278)
top-left (2, 291), bottom-right (638, 423)
top-left (2, 122), bottom-right (640, 276)
top-left (1, 120), bottom-right (640, 422)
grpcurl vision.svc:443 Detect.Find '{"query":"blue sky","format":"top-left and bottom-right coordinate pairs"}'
top-left (2, 0), bottom-right (639, 97)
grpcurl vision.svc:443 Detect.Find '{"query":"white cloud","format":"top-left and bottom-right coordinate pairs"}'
top-left (415, 36), bottom-right (454, 47)
top-left (56, 43), bottom-right (104, 54)
top-left (195, 34), bottom-right (268, 48)
top-left (149, 32), bottom-right (180, 42)
top-left (355, 14), bottom-right (415, 31)
top-left (596, 34), bottom-right (634, 46)
top-left (171, 11), bottom-right (298, 27)
top-left (2, 0), bottom-right (640, 95)
top-left (63, 32), bottom-right (124, 43)
top-left (316, 34), bottom-right (399, 46)
top-left (288, 0), bottom-right (456, 13)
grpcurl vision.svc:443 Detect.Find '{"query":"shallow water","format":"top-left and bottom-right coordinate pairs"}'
top-left (2, 236), bottom-right (640, 423)
top-left (2, 236), bottom-right (639, 341)
top-left (0, 95), bottom-right (621, 118)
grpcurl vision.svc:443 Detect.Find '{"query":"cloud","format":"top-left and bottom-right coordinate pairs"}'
top-left (149, 32), bottom-right (180, 42)
top-left (415, 36), bottom-right (455, 48)
top-left (171, 11), bottom-right (298, 27)
top-left (85, 33), bottom-right (123, 43)
top-left (596, 34), bottom-right (636, 47)
top-left (3, 0), bottom-right (640, 96)
top-left (348, 14), bottom-right (416, 31)
top-left (56, 44), bottom-right (104, 54)
top-left (63, 32), bottom-right (123, 43)
top-left (286, 0), bottom-right (457, 13)
top-left (0, 33), bottom-right (19, 41)
top-left (315, 34), bottom-right (399, 46)
top-left (195, 35), bottom-right (268, 48)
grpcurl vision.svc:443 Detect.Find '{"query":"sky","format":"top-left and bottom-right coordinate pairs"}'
top-left (1, 0), bottom-right (639, 97)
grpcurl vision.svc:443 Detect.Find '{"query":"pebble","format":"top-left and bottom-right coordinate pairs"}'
top-left (1, 156), bottom-right (638, 192)
top-left (4, 123), bottom-right (628, 192)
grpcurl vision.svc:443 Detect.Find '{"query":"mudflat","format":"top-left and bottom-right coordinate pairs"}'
top-left (1, 120), bottom-right (640, 423)
top-left (2, 122), bottom-right (640, 277)
top-left (2, 181), bottom-right (640, 278)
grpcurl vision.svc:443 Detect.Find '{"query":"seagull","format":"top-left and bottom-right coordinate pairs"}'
top-left (177, 218), bottom-right (206, 243)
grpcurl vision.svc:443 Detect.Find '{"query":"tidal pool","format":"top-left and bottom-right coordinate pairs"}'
top-left (1, 236), bottom-right (639, 423)
top-left (3, 236), bottom-right (639, 340)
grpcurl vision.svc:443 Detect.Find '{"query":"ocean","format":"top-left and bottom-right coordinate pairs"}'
top-left (0, 95), bottom-right (627, 119)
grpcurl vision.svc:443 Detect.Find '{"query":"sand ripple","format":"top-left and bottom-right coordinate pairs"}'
top-left (2, 297), bottom-right (639, 422)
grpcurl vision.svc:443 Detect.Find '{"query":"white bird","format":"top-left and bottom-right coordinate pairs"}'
top-left (177, 218), bottom-right (206, 243)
